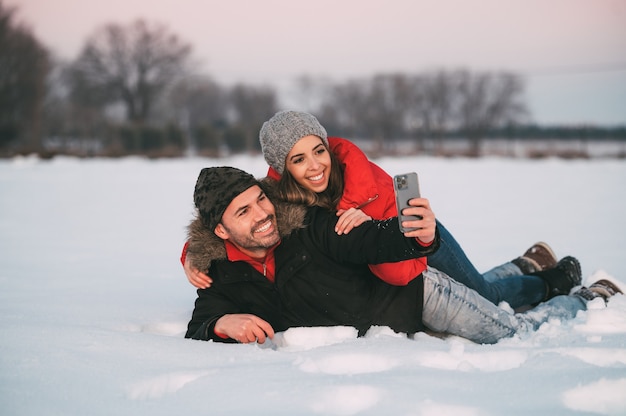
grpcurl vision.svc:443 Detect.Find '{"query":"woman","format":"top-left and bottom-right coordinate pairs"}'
top-left (183, 111), bottom-right (581, 309)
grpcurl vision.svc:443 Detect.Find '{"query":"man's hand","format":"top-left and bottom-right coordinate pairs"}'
top-left (214, 314), bottom-right (275, 344)
top-left (335, 208), bottom-right (372, 235)
top-left (400, 197), bottom-right (436, 244)
top-left (184, 257), bottom-right (213, 289)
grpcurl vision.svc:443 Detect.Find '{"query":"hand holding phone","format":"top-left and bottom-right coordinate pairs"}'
top-left (393, 172), bottom-right (421, 233)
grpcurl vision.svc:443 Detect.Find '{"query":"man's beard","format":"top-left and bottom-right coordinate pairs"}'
top-left (223, 214), bottom-right (280, 252)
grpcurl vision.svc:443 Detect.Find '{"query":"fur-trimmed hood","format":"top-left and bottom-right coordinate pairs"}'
top-left (186, 178), bottom-right (308, 272)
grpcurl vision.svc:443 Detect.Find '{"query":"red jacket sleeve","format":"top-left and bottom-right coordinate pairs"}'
top-left (180, 241), bottom-right (190, 266)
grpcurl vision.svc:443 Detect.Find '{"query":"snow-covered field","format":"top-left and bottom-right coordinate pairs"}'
top-left (1, 154), bottom-right (625, 415)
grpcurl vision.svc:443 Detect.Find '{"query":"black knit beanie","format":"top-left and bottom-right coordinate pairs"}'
top-left (194, 166), bottom-right (261, 230)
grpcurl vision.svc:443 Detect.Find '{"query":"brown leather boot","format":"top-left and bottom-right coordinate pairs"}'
top-left (512, 242), bottom-right (558, 274)
top-left (575, 279), bottom-right (623, 303)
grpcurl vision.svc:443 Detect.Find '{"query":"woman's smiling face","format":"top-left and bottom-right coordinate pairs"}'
top-left (285, 135), bottom-right (331, 193)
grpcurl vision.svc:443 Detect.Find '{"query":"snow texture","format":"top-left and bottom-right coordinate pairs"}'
top-left (1, 155), bottom-right (625, 415)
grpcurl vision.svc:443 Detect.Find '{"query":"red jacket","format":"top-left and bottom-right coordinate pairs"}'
top-left (267, 137), bottom-right (427, 285)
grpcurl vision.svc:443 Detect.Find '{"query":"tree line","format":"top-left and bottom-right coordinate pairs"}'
top-left (1, 2), bottom-right (624, 159)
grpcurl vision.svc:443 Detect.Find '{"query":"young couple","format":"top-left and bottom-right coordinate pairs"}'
top-left (182, 111), bottom-right (621, 344)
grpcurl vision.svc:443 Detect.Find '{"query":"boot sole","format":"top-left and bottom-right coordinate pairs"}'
top-left (558, 256), bottom-right (582, 287)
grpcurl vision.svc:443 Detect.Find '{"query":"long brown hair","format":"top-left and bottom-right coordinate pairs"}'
top-left (277, 143), bottom-right (345, 210)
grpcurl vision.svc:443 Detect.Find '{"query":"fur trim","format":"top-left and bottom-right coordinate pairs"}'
top-left (186, 178), bottom-right (308, 272)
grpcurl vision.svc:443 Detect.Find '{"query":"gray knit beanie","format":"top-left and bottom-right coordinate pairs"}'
top-left (194, 166), bottom-right (261, 230)
top-left (259, 110), bottom-right (329, 174)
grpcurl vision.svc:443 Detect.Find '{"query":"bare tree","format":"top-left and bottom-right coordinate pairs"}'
top-left (229, 84), bottom-right (278, 152)
top-left (315, 69), bottom-right (529, 157)
top-left (0, 1), bottom-right (49, 154)
top-left (167, 76), bottom-right (227, 154)
top-left (455, 70), bottom-right (528, 156)
top-left (320, 78), bottom-right (373, 139)
top-left (364, 74), bottom-right (413, 152)
top-left (67, 19), bottom-right (191, 124)
top-left (291, 75), bottom-right (334, 112)
top-left (410, 70), bottom-right (457, 154)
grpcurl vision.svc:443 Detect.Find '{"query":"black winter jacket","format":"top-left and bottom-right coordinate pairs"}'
top-left (185, 189), bottom-right (439, 342)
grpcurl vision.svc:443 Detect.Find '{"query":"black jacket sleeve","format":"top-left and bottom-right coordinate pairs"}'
top-left (185, 261), bottom-right (284, 342)
top-left (185, 289), bottom-right (238, 342)
top-left (304, 207), bottom-right (439, 266)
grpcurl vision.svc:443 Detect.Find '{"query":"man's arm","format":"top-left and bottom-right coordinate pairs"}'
top-left (185, 262), bottom-right (280, 343)
top-left (185, 287), bottom-right (243, 342)
top-left (306, 200), bottom-right (439, 266)
top-left (187, 299), bottom-right (275, 344)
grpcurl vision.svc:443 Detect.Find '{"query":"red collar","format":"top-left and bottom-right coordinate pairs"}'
top-left (224, 240), bottom-right (278, 282)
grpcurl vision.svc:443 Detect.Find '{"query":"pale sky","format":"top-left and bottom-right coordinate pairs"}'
top-left (9, 0), bottom-right (626, 125)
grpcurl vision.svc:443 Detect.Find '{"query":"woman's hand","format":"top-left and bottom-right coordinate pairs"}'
top-left (335, 208), bottom-right (372, 235)
top-left (184, 257), bottom-right (213, 289)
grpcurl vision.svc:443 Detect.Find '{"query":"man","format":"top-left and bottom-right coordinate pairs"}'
top-left (185, 167), bottom-right (621, 344)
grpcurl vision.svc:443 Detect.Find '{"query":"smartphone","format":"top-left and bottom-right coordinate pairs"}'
top-left (393, 172), bottom-right (421, 233)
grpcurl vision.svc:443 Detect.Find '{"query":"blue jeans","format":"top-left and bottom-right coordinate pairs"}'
top-left (421, 267), bottom-right (587, 344)
top-left (427, 221), bottom-right (547, 309)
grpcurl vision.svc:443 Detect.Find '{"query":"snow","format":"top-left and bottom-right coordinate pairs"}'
top-left (1, 154), bottom-right (625, 415)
